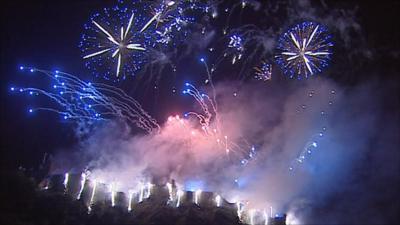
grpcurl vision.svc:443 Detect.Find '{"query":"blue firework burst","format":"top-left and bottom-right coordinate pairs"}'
top-left (144, 0), bottom-right (210, 46)
top-left (79, 1), bottom-right (210, 81)
top-left (79, 2), bottom-right (154, 81)
top-left (275, 21), bottom-right (333, 79)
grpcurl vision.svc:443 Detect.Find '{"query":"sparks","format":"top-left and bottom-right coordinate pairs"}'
top-left (88, 180), bottom-right (97, 213)
top-left (77, 172), bottom-right (87, 200)
top-left (79, 3), bottom-right (154, 80)
top-left (254, 61), bottom-right (272, 81)
top-left (63, 172), bottom-right (69, 191)
top-left (83, 13), bottom-right (146, 78)
top-left (128, 190), bottom-right (134, 211)
top-left (194, 189), bottom-right (202, 205)
top-left (215, 195), bottom-right (221, 207)
top-left (176, 189), bottom-right (184, 207)
top-left (275, 21), bottom-right (333, 78)
top-left (13, 68), bottom-right (160, 134)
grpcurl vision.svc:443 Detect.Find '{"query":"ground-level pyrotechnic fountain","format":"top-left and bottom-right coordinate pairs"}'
top-left (41, 173), bottom-right (286, 225)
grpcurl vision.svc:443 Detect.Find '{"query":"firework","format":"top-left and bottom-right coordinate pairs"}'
top-left (109, 182), bottom-right (116, 207)
top-left (138, 182), bottom-right (145, 202)
top-left (88, 180), bottom-right (97, 213)
top-left (146, 182), bottom-right (153, 198)
top-left (249, 209), bottom-right (255, 225)
top-left (128, 189), bottom-right (134, 211)
top-left (140, 1), bottom-right (177, 33)
top-left (289, 128), bottom-right (325, 171)
top-left (254, 61), bottom-right (272, 81)
top-left (194, 189), bottom-right (202, 205)
top-left (166, 182), bottom-right (173, 202)
top-left (79, 0), bottom-right (212, 81)
top-left (275, 21), bottom-right (333, 78)
top-left (79, 2), bottom-right (153, 80)
top-left (182, 82), bottom-right (258, 166)
top-left (176, 189), bottom-right (184, 207)
top-left (237, 201), bottom-right (245, 219)
top-left (152, 0), bottom-right (211, 45)
top-left (12, 67), bottom-right (159, 133)
top-left (182, 82), bottom-right (216, 133)
top-left (63, 173), bottom-right (69, 191)
top-left (228, 35), bottom-right (244, 64)
top-left (215, 194), bottom-right (221, 207)
top-left (77, 172), bottom-right (87, 200)
top-left (263, 209), bottom-right (269, 225)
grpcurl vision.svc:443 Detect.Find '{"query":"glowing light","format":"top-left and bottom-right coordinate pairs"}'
top-left (146, 182), bottom-right (153, 198)
top-left (139, 182), bottom-right (145, 202)
top-left (275, 21), bottom-right (333, 78)
top-left (236, 201), bottom-right (244, 219)
top-left (270, 206), bottom-right (273, 218)
top-left (215, 195), bottom-right (221, 207)
top-left (63, 172), bottom-right (69, 191)
top-left (254, 61), bottom-right (272, 81)
top-left (250, 209), bottom-right (255, 225)
top-left (13, 68), bottom-right (159, 134)
top-left (166, 182), bottom-right (173, 201)
top-left (286, 213), bottom-right (301, 225)
top-left (176, 189), bottom-right (184, 207)
top-left (312, 142), bottom-right (318, 147)
top-left (88, 180), bottom-right (97, 213)
top-left (264, 209), bottom-right (269, 225)
top-left (228, 35), bottom-right (244, 64)
top-left (228, 35), bottom-right (244, 51)
top-left (194, 189), bottom-right (202, 205)
top-left (77, 172), bottom-right (87, 200)
top-left (128, 189), bottom-right (134, 211)
top-left (109, 182), bottom-right (116, 207)
top-left (79, 3), bottom-right (152, 80)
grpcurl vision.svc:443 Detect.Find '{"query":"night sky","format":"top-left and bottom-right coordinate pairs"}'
top-left (1, 0), bottom-right (399, 224)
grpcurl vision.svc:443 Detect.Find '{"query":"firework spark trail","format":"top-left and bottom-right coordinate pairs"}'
top-left (289, 127), bottom-right (327, 171)
top-left (288, 89), bottom-right (336, 170)
top-left (200, 58), bottom-right (218, 112)
top-left (63, 173), bottom-right (69, 193)
top-left (183, 83), bottom-right (214, 131)
top-left (215, 194), bottom-right (221, 207)
top-left (194, 189), bottom-right (202, 205)
top-left (176, 189), bottom-right (184, 207)
top-left (109, 182), bottom-right (116, 207)
top-left (182, 82), bottom-right (255, 159)
top-left (128, 189), bottom-right (134, 211)
top-left (222, 1), bottom-right (250, 34)
top-left (77, 172), bottom-right (87, 200)
top-left (140, 0), bottom-right (178, 33)
top-left (166, 182), bottom-right (173, 202)
top-left (13, 68), bottom-right (159, 133)
top-left (88, 180), bottom-right (97, 213)
top-left (199, 58), bottom-right (225, 139)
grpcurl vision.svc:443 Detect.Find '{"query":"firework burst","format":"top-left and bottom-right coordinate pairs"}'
top-left (275, 21), bottom-right (333, 79)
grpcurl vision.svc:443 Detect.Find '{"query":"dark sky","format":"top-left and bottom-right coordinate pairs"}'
top-left (0, 0), bottom-right (398, 170)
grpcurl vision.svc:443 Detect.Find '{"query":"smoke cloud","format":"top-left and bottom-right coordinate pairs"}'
top-left (50, 75), bottom-right (399, 224)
